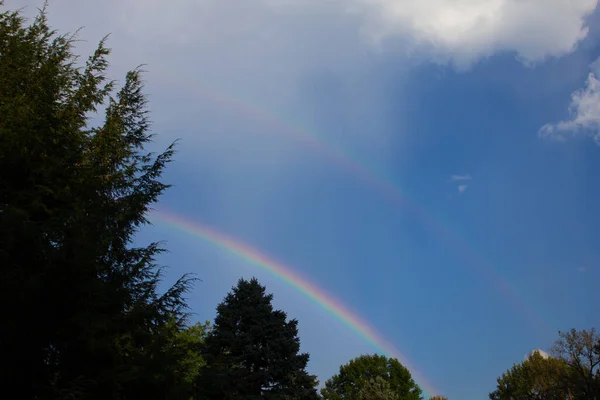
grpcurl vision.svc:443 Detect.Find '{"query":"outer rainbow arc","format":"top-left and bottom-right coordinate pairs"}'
top-left (152, 209), bottom-right (440, 398)
top-left (152, 73), bottom-right (550, 336)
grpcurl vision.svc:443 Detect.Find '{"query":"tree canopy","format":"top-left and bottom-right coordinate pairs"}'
top-left (551, 328), bottom-right (600, 399)
top-left (489, 350), bottom-right (569, 400)
top-left (321, 354), bottom-right (423, 400)
top-left (490, 329), bottom-right (600, 400)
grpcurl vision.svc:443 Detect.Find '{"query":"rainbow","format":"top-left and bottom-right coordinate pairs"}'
top-left (152, 72), bottom-right (550, 335)
top-left (152, 209), bottom-right (440, 397)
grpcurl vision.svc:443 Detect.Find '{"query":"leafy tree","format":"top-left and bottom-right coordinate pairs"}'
top-left (153, 320), bottom-right (211, 400)
top-left (552, 328), bottom-right (600, 399)
top-left (489, 350), bottom-right (569, 400)
top-left (174, 320), bottom-right (211, 397)
top-left (199, 277), bottom-right (319, 399)
top-left (356, 376), bottom-right (400, 400)
top-left (321, 354), bottom-right (423, 400)
top-left (0, 4), bottom-right (194, 398)
top-left (596, 339), bottom-right (600, 377)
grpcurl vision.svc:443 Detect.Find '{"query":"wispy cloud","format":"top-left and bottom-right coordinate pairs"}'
top-left (539, 56), bottom-right (600, 144)
top-left (451, 175), bottom-right (471, 194)
top-left (451, 174), bottom-right (472, 181)
top-left (577, 267), bottom-right (587, 273)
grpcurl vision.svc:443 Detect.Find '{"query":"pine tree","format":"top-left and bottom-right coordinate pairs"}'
top-left (200, 278), bottom-right (319, 399)
top-left (0, 4), bottom-right (195, 398)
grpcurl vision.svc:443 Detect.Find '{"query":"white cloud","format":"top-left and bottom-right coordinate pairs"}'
top-left (451, 175), bottom-right (471, 194)
top-left (353, 0), bottom-right (599, 68)
top-left (451, 174), bottom-right (472, 181)
top-left (525, 349), bottom-right (550, 360)
top-left (262, 0), bottom-right (599, 68)
top-left (539, 57), bottom-right (600, 144)
top-left (577, 267), bottom-right (587, 273)
top-left (20, 0), bottom-right (598, 74)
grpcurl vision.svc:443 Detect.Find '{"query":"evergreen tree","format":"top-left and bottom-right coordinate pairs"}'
top-left (200, 278), bottom-right (319, 399)
top-left (0, 4), bottom-right (195, 398)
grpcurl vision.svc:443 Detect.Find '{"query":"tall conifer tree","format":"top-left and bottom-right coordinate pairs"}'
top-left (0, 4), bottom-right (195, 398)
top-left (200, 278), bottom-right (319, 399)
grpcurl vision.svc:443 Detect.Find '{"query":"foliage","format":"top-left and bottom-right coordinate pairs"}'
top-left (321, 354), bottom-right (423, 400)
top-left (356, 375), bottom-right (400, 400)
top-left (199, 277), bottom-right (319, 399)
top-left (175, 321), bottom-right (211, 394)
top-left (552, 328), bottom-right (600, 399)
top-left (0, 4), bottom-right (196, 398)
top-left (155, 320), bottom-right (211, 400)
top-left (489, 351), bottom-right (569, 400)
top-left (4, 5), bottom-right (600, 400)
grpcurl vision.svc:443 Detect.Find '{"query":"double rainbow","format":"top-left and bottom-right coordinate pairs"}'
top-left (148, 71), bottom-right (552, 398)
top-left (152, 72), bottom-right (548, 335)
top-left (153, 209), bottom-right (440, 397)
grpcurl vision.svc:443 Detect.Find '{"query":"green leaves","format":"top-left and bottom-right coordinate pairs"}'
top-left (321, 354), bottom-right (423, 400)
top-left (552, 328), bottom-right (600, 399)
top-left (489, 351), bottom-right (569, 400)
top-left (490, 330), bottom-right (600, 400)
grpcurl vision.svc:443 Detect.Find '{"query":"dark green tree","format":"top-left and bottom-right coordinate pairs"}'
top-left (489, 350), bottom-right (569, 400)
top-left (321, 354), bottom-right (423, 400)
top-left (175, 321), bottom-right (212, 398)
top-left (199, 277), bottom-right (319, 399)
top-left (0, 3), bottom-right (195, 398)
top-left (152, 320), bottom-right (211, 400)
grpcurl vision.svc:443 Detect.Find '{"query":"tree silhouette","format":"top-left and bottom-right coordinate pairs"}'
top-left (0, 4), bottom-right (195, 398)
top-left (200, 277), bottom-right (319, 399)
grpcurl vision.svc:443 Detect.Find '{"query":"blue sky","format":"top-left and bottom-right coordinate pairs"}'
top-left (16, 0), bottom-right (600, 398)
